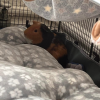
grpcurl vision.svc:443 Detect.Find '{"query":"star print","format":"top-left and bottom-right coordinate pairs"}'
top-left (55, 0), bottom-right (63, 4)
top-left (73, 8), bottom-right (82, 14)
top-left (44, 5), bottom-right (52, 12)
top-left (31, 1), bottom-right (39, 10)
top-left (58, 8), bottom-right (66, 14)
top-left (67, 0), bottom-right (78, 6)
top-left (87, 6), bottom-right (96, 13)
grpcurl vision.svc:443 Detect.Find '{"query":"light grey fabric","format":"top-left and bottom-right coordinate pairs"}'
top-left (22, 0), bottom-right (100, 21)
top-left (0, 42), bottom-right (63, 69)
top-left (67, 63), bottom-right (83, 70)
top-left (0, 26), bottom-right (100, 100)
top-left (0, 26), bottom-right (63, 69)
top-left (15, 96), bottom-right (52, 100)
top-left (0, 60), bottom-right (99, 100)
top-left (0, 26), bottom-right (32, 45)
top-left (0, 61), bottom-right (100, 100)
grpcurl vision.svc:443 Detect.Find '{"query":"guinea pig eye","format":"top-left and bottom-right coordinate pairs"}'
top-left (34, 30), bottom-right (37, 32)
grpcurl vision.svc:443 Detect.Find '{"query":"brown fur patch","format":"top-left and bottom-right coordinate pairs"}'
top-left (24, 21), bottom-right (43, 44)
top-left (47, 43), bottom-right (67, 60)
top-left (24, 20), bottom-right (67, 60)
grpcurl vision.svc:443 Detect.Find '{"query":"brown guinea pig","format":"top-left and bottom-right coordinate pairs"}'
top-left (24, 21), bottom-right (67, 61)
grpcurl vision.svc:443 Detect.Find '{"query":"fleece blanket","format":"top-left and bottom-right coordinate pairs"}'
top-left (0, 26), bottom-right (100, 100)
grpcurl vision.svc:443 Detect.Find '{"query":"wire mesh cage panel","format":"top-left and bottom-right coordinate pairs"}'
top-left (0, 0), bottom-right (100, 63)
top-left (61, 18), bottom-right (100, 62)
top-left (0, 0), bottom-right (59, 30)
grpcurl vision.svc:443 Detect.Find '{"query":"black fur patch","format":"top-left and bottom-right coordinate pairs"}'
top-left (36, 24), bottom-right (54, 49)
top-left (35, 24), bottom-right (68, 68)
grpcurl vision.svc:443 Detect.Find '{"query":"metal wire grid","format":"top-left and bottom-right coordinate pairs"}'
top-left (61, 18), bottom-right (100, 61)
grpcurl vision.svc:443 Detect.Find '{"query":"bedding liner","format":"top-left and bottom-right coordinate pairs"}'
top-left (23, 0), bottom-right (100, 21)
top-left (0, 26), bottom-right (100, 100)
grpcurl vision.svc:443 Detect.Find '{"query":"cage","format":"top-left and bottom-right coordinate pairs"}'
top-left (0, 0), bottom-right (100, 63)
top-left (0, 0), bottom-right (100, 98)
top-left (0, 0), bottom-right (100, 88)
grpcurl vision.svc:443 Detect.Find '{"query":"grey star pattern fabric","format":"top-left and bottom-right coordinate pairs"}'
top-left (22, 0), bottom-right (100, 21)
top-left (0, 26), bottom-right (100, 100)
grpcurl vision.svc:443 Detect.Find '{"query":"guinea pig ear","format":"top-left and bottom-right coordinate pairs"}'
top-left (33, 21), bottom-right (39, 24)
top-left (41, 24), bottom-right (52, 34)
